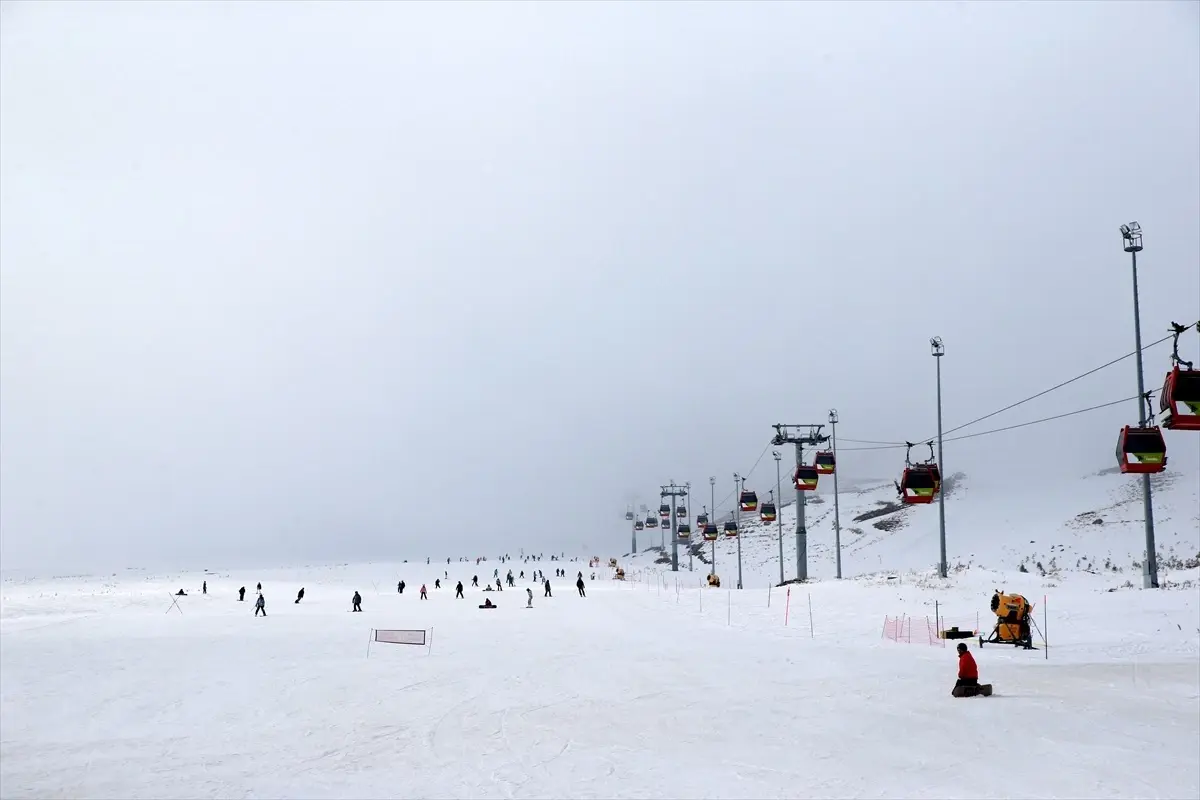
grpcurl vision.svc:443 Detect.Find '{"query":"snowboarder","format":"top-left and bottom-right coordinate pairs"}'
top-left (175, 589), bottom-right (188, 596)
top-left (254, 593), bottom-right (266, 616)
top-left (496, 578), bottom-right (503, 591)
top-left (952, 643), bottom-right (991, 697)
top-left (455, 581), bottom-right (464, 598)
top-left (352, 591), bottom-right (363, 612)
top-left (472, 575), bottom-right (479, 587)
top-left (435, 578), bottom-right (441, 589)
top-left (479, 598), bottom-right (496, 609)
top-left (238, 586), bottom-right (246, 602)
top-left (398, 580), bottom-right (405, 594)
top-left (295, 587), bottom-right (305, 604)
top-left (544, 579), bottom-right (552, 598)
top-left (576, 576), bottom-right (586, 597)
top-left (420, 584), bottom-right (428, 600)
top-left (526, 587), bottom-right (533, 608)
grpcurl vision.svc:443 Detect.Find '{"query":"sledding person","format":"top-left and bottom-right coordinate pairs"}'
top-left (420, 584), bottom-right (428, 600)
top-left (239, 586), bottom-right (246, 601)
top-left (352, 591), bottom-right (363, 612)
top-left (576, 576), bottom-right (586, 597)
top-left (455, 581), bottom-right (464, 598)
top-left (254, 593), bottom-right (266, 616)
top-left (295, 587), bottom-right (305, 604)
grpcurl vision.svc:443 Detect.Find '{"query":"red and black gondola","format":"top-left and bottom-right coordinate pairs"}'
top-left (1115, 425), bottom-right (1167, 474)
top-left (813, 451), bottom-right (836, 475)
top-left (793, 465), bottom-right (819, 491)
top-left (738, 491), bottom-right (758, 513)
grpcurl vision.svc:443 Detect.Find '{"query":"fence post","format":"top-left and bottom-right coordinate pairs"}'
top-left (808, 593), bottom-right (814, 639)
top-left (785, 588), bottom-right (791, 626)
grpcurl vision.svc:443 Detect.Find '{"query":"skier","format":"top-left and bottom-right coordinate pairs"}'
top-left (435, 578), bottom-right (441, 589)
top-left (398, 580), bottom-right (405, 594)
top-left (238, 586), bottom-right (246, 602)
top-left (256, 582), bottom-right (262, 592)
top-left (576, 576), bottom-right (586, 597)
top-left (420, 584), bottom-right (428, 600)
top-left (352, 591), bottom-right (362, 612)
top-left (496, 578), bottom-right (503, 591)
top-left (544, 579), bottom-right (552, 598)
top-left (202, 581), bottom-right (207, 595)
top-left (526, 587), bottom-right (533, 608)
top-left (472, 575), bottom-right (479, 587)
top-left (455, 581), bottom-right (464, 598)
top-left (295, 587), bottom-right (305, 604)
top-left (254, 593), bottom-right (266, 616)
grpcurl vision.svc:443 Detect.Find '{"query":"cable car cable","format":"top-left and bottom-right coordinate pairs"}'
top-left (836, 393), bottom-right (1143, 451)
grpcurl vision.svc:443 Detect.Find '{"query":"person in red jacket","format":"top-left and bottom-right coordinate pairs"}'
top-left (954, 642), bottom-right (980, 694)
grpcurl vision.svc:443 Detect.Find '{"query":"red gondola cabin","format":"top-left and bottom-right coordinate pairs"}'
top-left (813, 451), bottom-right (836, 475)
top-left (899, 465), bottom-right (937, 504)
top-left (1115, 425), bottom-right (1167, 474)
top-left (738, 491), bottom-right (758, 513)
top-left (1160, 365), bottom-right (1200, 431)
top-left (793, 465), bottom-right (819, 491)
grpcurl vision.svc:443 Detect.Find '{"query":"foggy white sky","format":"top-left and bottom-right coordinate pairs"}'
top-left (2, 0), bottom-right (1198, 572)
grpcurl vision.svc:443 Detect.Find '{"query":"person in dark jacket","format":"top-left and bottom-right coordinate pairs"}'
top-left (257, 582), bottom-right (262, 592)
top-left (398, 580), bottom-right (405, 594)
top-left (239, 586), bottom-right (246, 602)
top-left (352, 591), bottom-right (362, 612)
top-left (544, 579), bottom-right (552, 598)
top-left (435, 578), bottom-right (441, 589)
top-left (202, 581), bottom-right (207, 594)
top-left (455, 581), bottom-right (464, 598)
top-left (576, 576), bottom-right (586, 597)
top-left (295, 587), bottom-right (305, 604)
top-left (254, 593), bottom-right (266, 616)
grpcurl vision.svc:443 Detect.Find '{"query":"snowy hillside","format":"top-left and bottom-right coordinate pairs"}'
top-left (624, 458), bottom-right (1200, 590)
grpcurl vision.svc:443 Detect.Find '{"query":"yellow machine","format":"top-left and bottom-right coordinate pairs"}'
top-left (706, 573), bottom-right (721, 587)
top-left (981, 589), bottom-right (1035, 649)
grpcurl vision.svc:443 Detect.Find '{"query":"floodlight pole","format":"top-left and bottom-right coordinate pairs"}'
top-left (828, 410), bottom-right (843, 580)
top-left (733, 473), bottom-right (743, 589)
top-left (772, 424), bottom-right (828, 582)
top-left (1122, 222), bottom-right (1159, 588)
top-left (773, 451), bottom-right (784, 585)
top-left (631, 499), bottom-right (638, 555)
top-left (930, 338), bottom-right (948, 579)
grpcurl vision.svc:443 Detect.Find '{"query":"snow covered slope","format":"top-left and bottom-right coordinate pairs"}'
top-left (2, 558), bottom-right (1197, 799)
